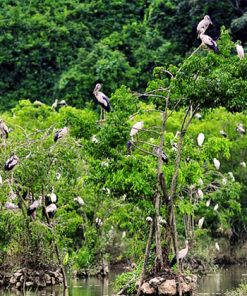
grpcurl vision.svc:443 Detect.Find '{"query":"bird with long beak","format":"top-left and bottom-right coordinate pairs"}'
top-left (93, 83), bottom-right (111, 121)
top-left (197, 15), bottom-right (213, 37)
top-left (200, 33), bottom-right (219, 53)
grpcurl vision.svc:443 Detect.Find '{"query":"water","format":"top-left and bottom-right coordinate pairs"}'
top-left (1, 265), bottom-right (247, 295)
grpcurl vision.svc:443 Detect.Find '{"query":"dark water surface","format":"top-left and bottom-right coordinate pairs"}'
top-left (1, 265), bottom-right (247, 295)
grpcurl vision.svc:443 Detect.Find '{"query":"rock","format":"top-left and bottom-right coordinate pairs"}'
top-left (180, 282), bottom-right (190, 293)
top-left (141, 282), bottom-right (155, 295)
top-left (51, 277), bottom-right (56, 285)
top-left (10, 276), bottom-right (17, 284)
top-left (20, 276), bottom-right (24, 282)
top-left (14, 272), bottom-right (22, 279)
top-left (44, 273), bottom-right (51, 284)
top-left (58, 277), bottom-right (63, 283)
top-left (37, 279), bottom-right (46, 287)
top-left (158, 279), bottom-right (177, 295)
top-left (149, 277), bottom-right (165, 288)
top-left (25, 281), bottom-right (33, 287)
top-left (16, 281), bottom-right (22, 288)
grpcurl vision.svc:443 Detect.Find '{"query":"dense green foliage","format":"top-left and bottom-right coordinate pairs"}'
top-left (0, 0), bottom-right (246, 109)
top-left (0, 1), bottom-right (247, 286)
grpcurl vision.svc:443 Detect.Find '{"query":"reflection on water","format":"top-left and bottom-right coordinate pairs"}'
top-left (196, 265), bottom-right (247, 295)
top-left (0, 274), bottom-right (115, 296)
top-left (1, 266), bottom-right (247, 295)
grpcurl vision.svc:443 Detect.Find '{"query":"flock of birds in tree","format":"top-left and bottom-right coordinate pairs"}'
top-left (0, 15), bottom-right (246, 268)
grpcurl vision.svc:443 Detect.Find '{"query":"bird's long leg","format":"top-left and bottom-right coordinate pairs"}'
top-left (100, 107), bottom-right (103, 121)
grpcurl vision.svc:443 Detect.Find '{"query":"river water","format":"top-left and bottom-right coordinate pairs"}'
top-left (1, 265), bottom-right (247, 295)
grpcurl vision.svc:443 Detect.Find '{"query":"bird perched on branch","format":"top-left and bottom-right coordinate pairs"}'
top-left (213, 158), bottom-right (220, 170)
top-left (198, 217), bottom-right (205, 229)
top-left (45, 190), bottom-right (57, 206)
top-left (153, 147), bottom-right (168, 164)
top-left (236, 123), bottom-right (245, 135)
top-left (54, 127), bottom-right (68, 142)
top-left (170, 240), bottom-right (189, 271)
top-left (220, 130), bottom-right (227, 138)
top-left (45, 203), bottom-right (57, 219)
top-left (4, 154), bottom-right (19, 171)
top-left (27, 199), bottom-right (41, 220)
top-left (93, 83), bottom-right (111, 121)
top-left (130, 121), bottom-right (144, 140)
top-left (197, 133), bottom-right (205, 147)
top-left (74, 196), bottom-right (85, 206)
top-left (52, 99), bottom-right (68, 111)
top-left (200, 33), bottom-right (219, 53)
top-left (236, 44), bottom-right (245, 59)
top-left (0, 119), bottom-right (9, 139)
top-left (197, 15), bottom-right (213, 37)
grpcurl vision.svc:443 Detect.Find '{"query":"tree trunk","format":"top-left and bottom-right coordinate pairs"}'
top-left (137, 219), bottom-right (154, 296)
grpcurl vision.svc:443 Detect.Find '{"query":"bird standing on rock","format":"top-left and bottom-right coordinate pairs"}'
top-left (170, 240), bottom-right (189, 271)
top-left (93, 83), bottom-right (111, 121)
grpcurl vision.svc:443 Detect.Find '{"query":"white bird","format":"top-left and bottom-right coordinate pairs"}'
top-left (4, 154), bottom-right (19, 171)
top-left (215, 242), bottom-right (220, 251)
top-left (213, 158), bottom-right (220, 170)
top-left (52, 99), bottom-right (58, 110)
top-left (220, 130), bottom-right (227, 138)
top-left (197, 15), bottom-right (213, 37)
top-left (0, 175), bottom-right (2, 185)
top-left (96, 217), bottom-right (103, 227)
top-left (172, 142), bottom-right (178, 152)
top-left (54, 127), bottom-right (68, 142)
top-left (222, 177), bottom-right (227, 185)
top-left (197, 133), bottom-right (205, 147)
top-left (45, 191), bottom-right (57, 205)
top-left (45, 203), bottom-right (57, 218)
top-left (198, 217), bottom-right (205, 229)
top-left (0, 119), bottom-right (9, 139)
top-left (91, 135), bottom-right (99, 143)
top-left (236, 123), bottom-right (245, 135)
top-left (206, 200), bottom-right (211, 207)
top-left (56, 172), bottom-right (61, 180)
top-left (214, 204), bottom-right (219, 211)
top-left (197, 189), bottom-right (204, 199)
top-left (170, 240), bottom-right (189, 270)
top-left (194, 113), bottom-right (202, 120)
top-left (228, 172), bottom-right (235, 181)
top-left (130, 121), bottom-right (144, 139)
top-left (240, 161), bottom-right (246, 168)
top-left (74, 196), bottom-right (85, 206)
top-left (58, 100), bottom-right (67, 107)
top-left (200, 33), bottom-right (219, 53)
top-left (102, 187), bottom-right (110, 195)
top-left (146, 216), bottom-right (153, 223)
top-left (158, 216), bottom-right (167, 225)
top-left (93, 83), bottom-right (111, 121)
top-left (5, 202), bottom-right (19, 211)
top-left (236, 44), bottom-right (245, 59)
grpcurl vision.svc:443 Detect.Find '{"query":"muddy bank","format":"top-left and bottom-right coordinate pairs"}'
top-left (0, 267), bottom-right (64, 290)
